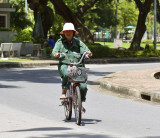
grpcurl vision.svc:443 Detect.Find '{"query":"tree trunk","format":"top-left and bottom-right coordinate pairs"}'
top-left (28, 0), bottom-right (54, 38)
top-left (114, 0), bottom-right (119, 38)
top-left (130, 11), bottom-right (147, 50)
top-left (156, 0), bottom-right (160, 23)
top-left (41, 6), bottom-right (54, 38)
top-left (130, 0), bottom-right (154, 50)
top-left (50, 0), bottom-right (98, 43)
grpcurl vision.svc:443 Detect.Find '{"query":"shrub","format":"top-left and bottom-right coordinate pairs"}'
top-left (13, 28), bottom-right (36, 42)
top-left (44, 47), bottom-right (52, 57)
top-left (87, 43), bottom-right (160, 58)
top-left (46, 42), bottom-right (160, 58)
top-left (142, 39), bottom-right (153, 44)
top-left (144, 44), bottom-right (154, 52)
top-left (87, 43), bottom-right (111, 58)
top-left (0, 27), bottom-right (12, 31)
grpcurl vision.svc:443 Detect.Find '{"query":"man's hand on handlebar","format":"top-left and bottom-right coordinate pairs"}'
top-left (87, 51), bottom-right (92, 57)
top-left (54, 52), bottom-right (60, 58)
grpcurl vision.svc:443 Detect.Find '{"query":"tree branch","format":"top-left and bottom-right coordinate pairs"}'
top-left (134, 0), bottom-right (143, 11)
top-left (144, 0), bottom-right (154, 12)
top-left (76, 0), bottom-right (99, 17)
top-left (134, 0), bottom-right (153, 13)
top-left (50, 0), bottom-right (74, 22)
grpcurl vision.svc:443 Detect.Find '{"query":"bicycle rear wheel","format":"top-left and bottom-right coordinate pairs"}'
top-left (73, 86), bottom-right (82, 125)
top-left (64, 98), bottom-right (72, 120)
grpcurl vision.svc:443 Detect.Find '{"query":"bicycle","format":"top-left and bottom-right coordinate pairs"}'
top-left (59, 52), bottom-right (89, 125)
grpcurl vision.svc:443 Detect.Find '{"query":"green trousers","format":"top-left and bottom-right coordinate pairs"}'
top-left (58, 64), bottom-right (87, 102)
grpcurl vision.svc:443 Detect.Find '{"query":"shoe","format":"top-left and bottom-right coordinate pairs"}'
top-left (60, 94), bottom-right (66, 99)
top-left (81, 106), bottom-right (86, 114)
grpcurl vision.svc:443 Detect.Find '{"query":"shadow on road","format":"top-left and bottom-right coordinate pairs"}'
top-left (137, 137), bottom-right (160, 138)
top-left (88, 71), bottom-right (114, 77)
top-left (63, 118), bottom-right (102, 126)
top-left (0, 84), bottom-right (21, 88)
top-left (6, 126), bottom-right (115, 138)
top-left (0, 69), bottom-right (60, 84)
top-left (0, 68), bottom-right (114, 85)
top-left (28, 133), bottom-right (114, 138)
top-left (81, 118), bottom-right (102, 126)
top-left (7, 127), bottom-right (72, 132)
top-left (87, 80), bottom-right (100, 85)
top-left (87, 71), bottom-right (114, 86)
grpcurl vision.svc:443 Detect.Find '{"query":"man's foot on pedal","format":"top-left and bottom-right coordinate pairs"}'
top-left (60, 94), bottom-right (66, 99)
top-left (81, 106), bottom-right (86, 114)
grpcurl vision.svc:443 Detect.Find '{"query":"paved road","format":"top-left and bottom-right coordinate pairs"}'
top-left (1, 62), bottom-right (160, 138)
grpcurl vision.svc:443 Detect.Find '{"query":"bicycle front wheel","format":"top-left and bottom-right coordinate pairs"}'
top-left (64, 98), bottom-right (72, 120)
top-left (73, 86), bottom-right (82, 125)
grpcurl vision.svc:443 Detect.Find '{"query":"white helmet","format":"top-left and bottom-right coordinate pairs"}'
top-left (60, 23), bottom-right (79, 35)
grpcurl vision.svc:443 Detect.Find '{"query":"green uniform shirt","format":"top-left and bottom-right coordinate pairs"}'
top-left (51, 37), bottom-right (90, 65)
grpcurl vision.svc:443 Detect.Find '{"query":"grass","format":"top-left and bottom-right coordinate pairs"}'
top-left (95, 41), bottom-right (160, 50)
top-left (0, 58), bottom-right (37, 62)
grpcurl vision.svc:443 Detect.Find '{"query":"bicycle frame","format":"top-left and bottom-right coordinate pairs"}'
top-left (60, 51), bottom-right (89, 65)
top-left (60, 52), bottom-right (89, 125)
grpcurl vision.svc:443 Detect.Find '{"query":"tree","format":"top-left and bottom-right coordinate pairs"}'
top-left (156, 0), bottom-right (160, 23)
top-left (130, 0), bottom-right (154, 50)
top-left (49, 0), bottom-right (99, 43)
top-left (93, 0), bottom-right (118, 28)
top-left (28, 0), bottom-right (54, 38)
top-left (118, 0), bottom-right (138, 27)
top-left (27, 0), bottom-right (99, 43)
top-left (10, 0), bottom-right (32, 30)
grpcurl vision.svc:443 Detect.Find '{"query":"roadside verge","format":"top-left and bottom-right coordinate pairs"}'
top-left (98, 67), bottom-right (160, 104)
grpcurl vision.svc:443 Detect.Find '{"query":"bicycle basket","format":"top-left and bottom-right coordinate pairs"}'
top-left (67, 66), bottom-right (87, 83)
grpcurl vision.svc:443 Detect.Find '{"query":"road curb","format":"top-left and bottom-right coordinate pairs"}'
top-left (85, 57), bottom-right (160, 64)
top-left (99, 80), bottom-right (160, 104)
top-left (0, 61), bottom-right (59, 68)
top-left (1, 57), bottom-right (160, 68)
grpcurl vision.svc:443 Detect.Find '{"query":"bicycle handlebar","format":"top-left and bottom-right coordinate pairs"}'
top-left (59, 52), bottom-right (89, 65)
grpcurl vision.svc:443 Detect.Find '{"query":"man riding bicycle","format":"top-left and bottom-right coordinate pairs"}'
top-left (51, 23), bottom-right (92, 113)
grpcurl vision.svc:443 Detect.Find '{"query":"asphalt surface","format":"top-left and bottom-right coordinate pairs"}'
top-left (1, 57), bottom-right (160, 104)
top-left (0, 58), bottom-right (160, 138)
top-left (0, 63), bottom-right (160, 137)
top-left (1, 57), bottom-right (160, 68)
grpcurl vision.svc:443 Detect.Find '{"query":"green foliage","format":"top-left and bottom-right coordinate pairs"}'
top-left (43, 0), bottom-right (139, 38)
top-left (118, 0), bottom-right (138, 27)
top-left (87, 43), bottom-right (111, 58)
top-left (13, 28), bottom-right (36, 42)
top-left (0, 58), bottom-right (34, 62)
top-left (45, 43), bottom-right (160, 58)
top-left (87, 43), bottom-right (160, 58)
top-left (0, 40), bottom-right (5, 43)
top-left (0, 27), bottom-right (12, 31)
top-left (142, 45), bottom-right (160, 57)
top-left (47, 1), bottom-right (63, 40)
top-left (142, 39), bottom-right (153, 44)
top-left (92, 0), bottom-right (118, 28)
top-left (10, 0), bottom-right (33, 31)
top-left (144, 45), bottom-right (154, 51)
top-left (44, 47), bottom-right (52, 57)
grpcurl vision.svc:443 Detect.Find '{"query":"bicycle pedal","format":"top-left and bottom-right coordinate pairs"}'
top-left (60, 101), bottom-right (65, 105)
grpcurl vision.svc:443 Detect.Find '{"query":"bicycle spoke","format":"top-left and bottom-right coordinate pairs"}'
top-left (64, 98), bottom-right (72, 120)
top-left (73, 86), bottom-right (82, 125)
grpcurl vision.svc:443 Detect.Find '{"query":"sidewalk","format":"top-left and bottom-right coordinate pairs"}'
top-left (98, 67), bottom-right (160, 104)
